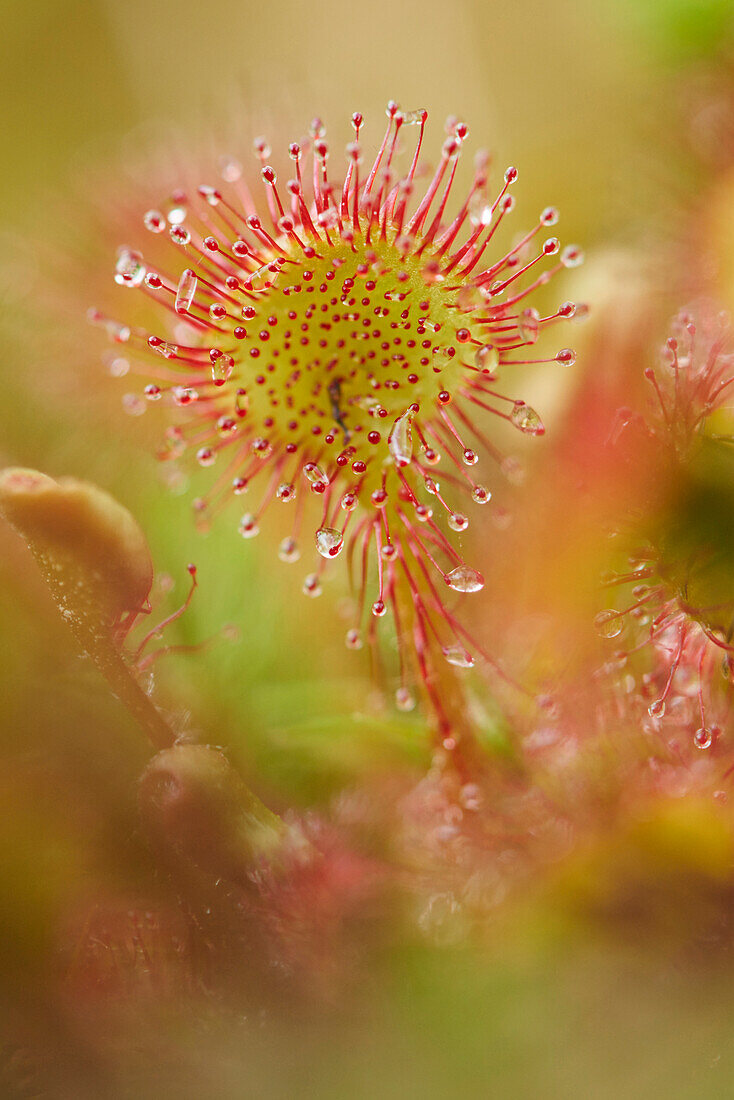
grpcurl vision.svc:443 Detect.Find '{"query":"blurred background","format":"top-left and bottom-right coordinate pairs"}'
top-left (4, 0), bottom-right (734, 1096)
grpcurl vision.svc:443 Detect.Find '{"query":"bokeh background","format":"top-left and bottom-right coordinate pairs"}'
top-left (4, 0), bottom-right (734, 1096)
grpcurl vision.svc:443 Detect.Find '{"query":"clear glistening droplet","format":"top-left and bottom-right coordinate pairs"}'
top-left (143, 209), bottom-right (166, 233)
top-left (445, 565), bottom-right (484, 593)
top-left (518, 307), bottom-right (540, 344)
top-left (693, 726), bottom-right (713, 749)
top-left (448, 513), bottom-right (468, 532)
top-left (114, 248), bottom-right (145, 288)
top-left (511, 402), bottom-right (544, 435)
top-left (175, 268), bottom-right (197, 314)
top-left (239, 513), bottom-right (259, 539)
top-left (303, 573), bottom-right (322, 598)
top-left (474, 344), bottom-right (499, 375)
top-left (648, 698), bottom-right (665, 719)
top-left (276, 482), bottom-right (295, 502)
top-left (303, 462), bottom-right (328, 489)
top-left (388, 408), bottom-right (414, 467)
top-left (443, 645), bottom-right (475, 668)
top-left (315, 527), bottom-right (344, 558)
top-left (278, 536), bottom-right (300, 563)
top-left (594, 610), bottom-right (623, 639)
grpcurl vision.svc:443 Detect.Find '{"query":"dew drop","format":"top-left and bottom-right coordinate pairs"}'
top-left (169, 225), bottom-right (190, 246)
top-left (303, 573), bottom-right (322, 598)
top-left (175, 268), bottom-right (198, 314)
top-left (472, 345), bottom-right (499, 383)
top-left (252, 438), bottom-right (273, 460)
top-left (448, 513), bottom-right (469, 532)
top-left (276, 482), bottom-right (296, 502)
top-left (561, 245), bottom-right (584, 268)
top-left (594, 609), bottom-right (624, 639)
top-left (445, 565), bottom-right (484, 593)
top-left (216, 415), bottom-right (237, 437)
top-left (648, 698), bottom-right (665, 719)
top-left (108, 319), bottom-right (131, 344)
top-left (239, 513), bottom-right (260, 539)
top-left (469, 194), bottom-right (493, 227)
top-left (396, 686), bottom-right (416, 711)
top-left (401, 108), bottom-right (427, 126)
top-left (152, 340), bottom-right (179, 359)
top-left (198, 185), bottom-right (220, 207)
top-left (345, 628), bottom-right (363, 650)
top-left (556, 347), bottom-right (577, 366)
top-left (278, 536), bottom-right (300, 563)
top-left (303, 462), bottom-right (328, 492)
top-left (315, 527), bottom-right (344, 558)
top-left (196, 447), bottom-right (216, 468)
top-left (694, 726), bottom-right (713, 749)
top-left (462, 449), bottom-right (478, 466)
top-left (388, 408), bottom-right (414, 467)
top-left (372, 599), bottom-right (387, 617)
top-left (143, 209), bottom-right (166, 233)
top-left (172, 386), bottom-right (198, 407)
top-left (245, 262), bottom-right (281, 292)
top-left (518, 307), bottom-right (540, 344)
top-left (510, 402), bottom-right (544, 435)
top-left (115, 248), bottom-right (146, 288)
top-left (443, 645), bottom-right (475, 668)
top-left (211, 353), bottom-right (234, 385)
top-left (471, 485), bottom-right (491, 504)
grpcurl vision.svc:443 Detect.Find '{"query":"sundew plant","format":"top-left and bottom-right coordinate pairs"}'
top-left (5, 5), bottom-right (734, 1097)
top-left (88, 104), bottom-right (581, 753)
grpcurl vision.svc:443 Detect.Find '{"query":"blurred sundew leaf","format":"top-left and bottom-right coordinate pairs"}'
top-left (230, 678), bottom-right (431, 803)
